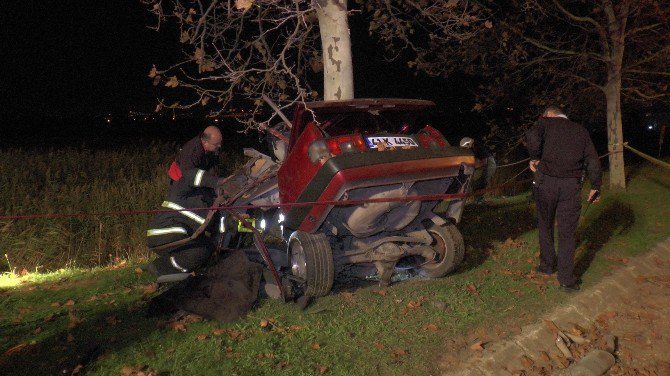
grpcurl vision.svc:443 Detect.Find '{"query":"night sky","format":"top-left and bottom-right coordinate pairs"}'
top-left (1, 1), bottom-right (179, 117)
top-left (1, 2), bottom-right (469, 119)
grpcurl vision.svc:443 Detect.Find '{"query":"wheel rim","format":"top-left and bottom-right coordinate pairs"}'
top-left (426, 229), bottom-right (447, 266)
top-left (290, 239), bottom-right (307, 280)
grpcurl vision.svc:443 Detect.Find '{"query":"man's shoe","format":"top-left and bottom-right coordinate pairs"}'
top-left (535, 266), bottom-right (556, 275)
top-left (559, 283), bottom-right (580, 292)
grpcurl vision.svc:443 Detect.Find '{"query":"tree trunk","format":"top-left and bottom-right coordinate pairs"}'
top-left (604, 77), bottom-right (626, 190)
top-left (603, 5), bottom-right (628, 191)
top-left (315, 0), bottom-right (354, 100)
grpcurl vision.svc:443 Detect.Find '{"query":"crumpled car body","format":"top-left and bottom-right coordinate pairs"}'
top-left (226, 99), bottom-right (475, 297)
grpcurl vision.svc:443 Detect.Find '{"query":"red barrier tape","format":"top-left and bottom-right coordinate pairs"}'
top-left (1, 150), bottom-right (621, 221)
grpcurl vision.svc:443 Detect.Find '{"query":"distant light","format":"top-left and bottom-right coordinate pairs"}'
top-left (260, 219), bottom-right (266, 230)
top-left (278, 214), bottom-right (285, 223)
top-left (106, 119), bottom-right (111, 123)
top-left (214, 119), bottom-right (219, 123)
top-left (648, 125), bottom-right (653, 130)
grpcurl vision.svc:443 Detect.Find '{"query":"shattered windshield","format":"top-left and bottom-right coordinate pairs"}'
top-left (315, 111), bottom-right (422, 137)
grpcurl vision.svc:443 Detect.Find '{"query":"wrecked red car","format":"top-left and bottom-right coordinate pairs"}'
top-left (245, 98), bottom-right (475, 297)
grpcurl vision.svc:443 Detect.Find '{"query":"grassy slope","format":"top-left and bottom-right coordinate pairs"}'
top-left (1, 162), bottom-right (668, 376)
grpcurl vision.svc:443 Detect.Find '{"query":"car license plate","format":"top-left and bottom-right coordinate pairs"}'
top-left (366, 136), bottom-right (418, 148)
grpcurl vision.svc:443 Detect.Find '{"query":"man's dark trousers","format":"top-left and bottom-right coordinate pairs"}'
top-left (534, 175), bottom-right (581, 286)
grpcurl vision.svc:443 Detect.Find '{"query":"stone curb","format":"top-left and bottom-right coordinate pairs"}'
top-left (443, 237), bottom-right (670, 376)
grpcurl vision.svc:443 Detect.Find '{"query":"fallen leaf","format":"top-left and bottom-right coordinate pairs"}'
top-left (374, 341), bottom-right (385, 350)
top-left (543, 319), bottom-right (560, 335)
top-left (195, 334), bottom-right (208, 341)
top-left (423, 324), bottom-right (440, 331)
top-left (64, 299), bottom-right (75, 306)
top-left (135, 268), bottom-right (143, 274)
top-left (597, 311), bottom-right (617, 322)
top-left (67, 333), bottom-right (75, 342)
top-left (72, 364), bottom-right (83, 374)
top-left (538, 351), bottom-right (550, 362)
top-left (470, 341), bottom-right (485, 351)
top-left (121, 366), bottom-right (134, 376)
top-left (228, 330), bottom-right (242, 340)
top-left (169, 321), bottom-right (187, 332)
top-left (259, 319), bottom-right (270, 328)
top-left (375, 289), bottom-right (387, 296)
top-left (68, 311), bottom-right (81, 329)
top-left (520, 355), bottom-right (534, 367)
top-left (3, 343), bottom-right (28, 356)
top-left (50, 302), bottom-right (61, 308)
top-left (465, 284), bottom-right (479, 296)
top-left (316, 365), bottom-right (328, 374)
top-left (310, 342), bottom-right (321, 350)
top-left (391, 348), bottom-right (407, 358)
top-left (407, 300), bottom-right (422, 309)
top-left (44, 313), bottom-right (54, 322)
top-left (141, 283), bottom-right (157, 295)
top-left (212, 328), bottom-right (227, 336)
top-left (33, 327), bottom-right (42, 334)
top-left (484, 20), bottom-right (493, 29)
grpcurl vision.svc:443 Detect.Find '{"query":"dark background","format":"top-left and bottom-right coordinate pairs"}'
top-left (0, 1), bottom-right (479, 149)
top-left (0, 1), bottom-right (665, 157)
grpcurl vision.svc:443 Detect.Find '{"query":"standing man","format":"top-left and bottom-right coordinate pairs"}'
top-left (526, 105), bottom-right (601, 292)
top-left (168, 126), bottom-right (223, 183)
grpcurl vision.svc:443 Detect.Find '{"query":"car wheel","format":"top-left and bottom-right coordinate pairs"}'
top-left (419, 223), bottom-right (465, 278)
top-left (288, 231), bottom-right (334, 297)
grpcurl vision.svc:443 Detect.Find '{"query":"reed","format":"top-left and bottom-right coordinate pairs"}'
top-left (0, 142), bottom-right (199, 270)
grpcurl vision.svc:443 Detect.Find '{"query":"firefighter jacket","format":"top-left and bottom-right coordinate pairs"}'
top-left (168, 135), bottom-right (219, 182)
top-left (147, 168), bottom-right (220, 249)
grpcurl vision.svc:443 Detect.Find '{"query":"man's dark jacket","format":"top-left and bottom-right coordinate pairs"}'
top-left (168, 135), bottom-right (219, 182)
top-left (526, 116), bottom-right (602, 189)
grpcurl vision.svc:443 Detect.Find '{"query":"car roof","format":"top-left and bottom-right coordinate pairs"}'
top-left (303, 98), bottom-right (435, 114)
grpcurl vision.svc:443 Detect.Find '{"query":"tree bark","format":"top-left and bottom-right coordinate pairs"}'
top-left (603, 3), bottom-right (628, 191)
top-left (315, 0), bottom-right (354, 100)
top-left (605, 76), bottom-right (626, 190)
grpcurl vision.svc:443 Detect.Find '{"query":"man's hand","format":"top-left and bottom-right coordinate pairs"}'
top-left (529, 160), bottom-right (539, 172)
top-left (588, 189), bottom-right (601, 203)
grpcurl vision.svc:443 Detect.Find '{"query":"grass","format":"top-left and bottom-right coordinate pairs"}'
top-left (0, 161), bottom-right (668, 375)
top-left (0, 144), bottom-right (243, 271)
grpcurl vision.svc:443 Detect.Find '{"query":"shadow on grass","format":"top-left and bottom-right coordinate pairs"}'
top-left (457, 197), bottom-right (537, 272)
top-left (648, 175), bottom-right (670, 191)
top-left (574, 200), bottom-right (635, 278)
top-left (0, 298), bottom-right (162, 375)
top-left (625, 162), bottom-right (645, 185)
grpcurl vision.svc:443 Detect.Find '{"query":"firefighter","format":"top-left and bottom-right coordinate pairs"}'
top-left (147, 168), bottom-right (222, 282)
top-left (168, 126), bottom-right (223, 183)
top-left (526, 105), bottom-right (601, 292)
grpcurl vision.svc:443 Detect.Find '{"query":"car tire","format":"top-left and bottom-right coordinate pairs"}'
top-left (419, 223), bottom-right (465, 278)
top-left (288, 231), bottom-right (334, 297)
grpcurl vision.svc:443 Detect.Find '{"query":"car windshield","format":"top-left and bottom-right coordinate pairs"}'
top-left (315, 111), bottom-right (422, 137)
